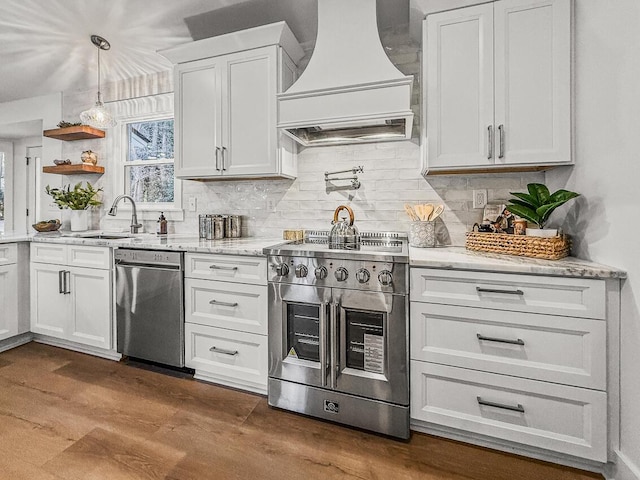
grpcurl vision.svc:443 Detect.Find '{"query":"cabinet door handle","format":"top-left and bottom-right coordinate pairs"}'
top-left (209, 265), bottom-right (238, 271)
top-left (477, 396), bottom-right (525, 413)
top-left (64, 270), bottom-right (71, 294)
top-left (209, 346), bottom-right (238, 356)
top-left (498, 124), bottom-right (505, 159)
top-left (215, 147), bottom-right (221, 171)
top-left (487, 125), bottom-right (493, 159)
top-left (209, 299), bottom-right (238, 307)
top-left (58, 270), bottom-right (65, 294)
top-left (476, 286), bottom-right (524, 296)
top-left (222, 146), bottom-right (227, 171)
top-left (477, 333), bottom-right (525, 346)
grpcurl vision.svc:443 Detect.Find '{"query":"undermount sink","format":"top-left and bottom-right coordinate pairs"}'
top-left (78, 234), bottom-right (133, 240)
top-left (82, 233), bottom-right (131, 240)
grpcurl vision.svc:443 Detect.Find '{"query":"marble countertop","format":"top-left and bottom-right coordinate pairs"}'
top-left (1, 231), bottom-right (627, 278)
top-left (409, 246), bottom-right (626, 279)
top-left (1, 231), bottom-right (281, 256)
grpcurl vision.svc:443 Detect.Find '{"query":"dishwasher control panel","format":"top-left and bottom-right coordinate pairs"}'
top-left (114, 249), bottom-right (183, 268)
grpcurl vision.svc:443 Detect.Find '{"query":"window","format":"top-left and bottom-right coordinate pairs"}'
top-left (125, 118), bottom-right (175, 205)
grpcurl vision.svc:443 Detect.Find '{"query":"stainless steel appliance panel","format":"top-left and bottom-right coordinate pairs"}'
top-left (269, 378), bottom-right (410, 439)
top-left (268, 282), bottom-right (331, 388)
top-left (334, 289), bottom-right (409, 405)
top-left (116, 251), bottom-right (184, 367)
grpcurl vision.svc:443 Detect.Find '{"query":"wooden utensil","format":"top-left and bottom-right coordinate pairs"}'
top-left (419, 204), bottom-right (434, 221)
top-left (429, 204), bottom-right (444, 221)
top-left (404, 204), bottom-right (419, 221)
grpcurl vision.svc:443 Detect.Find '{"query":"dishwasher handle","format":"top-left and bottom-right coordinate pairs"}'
top-left (115, 261), bottom-right (182, 271)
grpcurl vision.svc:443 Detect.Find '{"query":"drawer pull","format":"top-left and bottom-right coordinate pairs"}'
top-left (476, 287), bottom-right (524, 296)
top-left (209, 299), bottom-right (239, 308)
top-left (209, 265), bottom-right (238, 271)
top-left (477, 396), bottom-right (525, 413)
top-left (209, 346), bottom-right (239, 356)
top-left (477, 334), bottom-right (525, 346)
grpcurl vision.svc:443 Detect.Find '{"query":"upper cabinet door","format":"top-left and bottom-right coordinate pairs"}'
top-left (222, 47), bottom-right (278, 177)
top-left (175, 57), bottom-right (223, 178)
top-left (494, 0), bottom-right (572, 166)
top-left (426, 4), bottom-right (494, 170)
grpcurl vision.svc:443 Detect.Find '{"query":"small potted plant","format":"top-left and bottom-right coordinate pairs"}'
top-left (507, 183), bottom-right (580, 237)
top-left (45, 182), bottom-right (103, 232)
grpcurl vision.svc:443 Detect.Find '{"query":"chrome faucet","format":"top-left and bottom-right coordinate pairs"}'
top-left (108, 195), bottom-right (143, 234)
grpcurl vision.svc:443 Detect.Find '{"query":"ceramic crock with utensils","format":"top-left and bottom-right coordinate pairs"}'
top-left (329, 205), bottom-right (361, 250)
top-left (405, 203), bottom-right (444, 247)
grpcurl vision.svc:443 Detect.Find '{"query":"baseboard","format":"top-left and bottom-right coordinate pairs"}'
top-left (0, 333), bottom-right (33, 353)
top-left (32, 334), bottom-right (122, 361)
top-left (411, 421), bottom-right (607, 474)
top-left (193, 371), bottom-right (267, 396)
top-left (607, 451), bottom-right (640, 480)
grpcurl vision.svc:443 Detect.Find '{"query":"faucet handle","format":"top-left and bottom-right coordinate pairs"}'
top-left (130, 223), bottom-right (143, 234)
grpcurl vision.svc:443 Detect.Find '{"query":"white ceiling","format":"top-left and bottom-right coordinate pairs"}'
top-left (0, 0), bottom-right (419, 105)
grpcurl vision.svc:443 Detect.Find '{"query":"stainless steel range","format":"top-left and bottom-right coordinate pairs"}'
top-left (264, 231), bottom-right (409, 439)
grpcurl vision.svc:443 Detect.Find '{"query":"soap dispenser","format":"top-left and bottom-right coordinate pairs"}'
top-left (157, 212), bottom-right (168, 235)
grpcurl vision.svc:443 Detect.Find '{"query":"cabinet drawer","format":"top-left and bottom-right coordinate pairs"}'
top-left (185, 323), bottom-right (267, 392)
top-left (411, 362), bottom-right (607, 461)
top-left (411, 303), bottom-right (606, 389)
top-left (68, 245), bottom-right (111, 270)
top-left (185, 279), bottom-right (267, 335)
top-left (31, 243), bottom-right (67, 264)
top-left (185, 253), bottom-right (267, 285)
top-left (410, 268), bottom-right (606, 319)
top-left (0, 243), bottom-right (18, 265)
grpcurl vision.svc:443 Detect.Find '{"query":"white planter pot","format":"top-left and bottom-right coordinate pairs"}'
top-left (526, 228), bottom-right (558, 238)
top-left (69, 210), bottom-right (89, 232)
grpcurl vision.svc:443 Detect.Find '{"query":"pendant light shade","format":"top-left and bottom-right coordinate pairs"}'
top-left (80, 35), bottom-right (116, 128)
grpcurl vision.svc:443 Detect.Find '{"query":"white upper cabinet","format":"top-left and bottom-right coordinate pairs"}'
top-left (426, 3), bottom-right (494, 170)
top-left (424, 0), bottom-right (572, 174)
top-left (163, 22), bottom-right (303, 180)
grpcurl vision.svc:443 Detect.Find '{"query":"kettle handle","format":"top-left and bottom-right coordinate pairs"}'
top-left (333, 205), bottom-right (355, 226)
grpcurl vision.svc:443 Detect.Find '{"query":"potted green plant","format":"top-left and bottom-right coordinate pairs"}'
top-left (45, 182), bottom-right (103, 232)
top-left (507, 183), bottom-right (580, 237)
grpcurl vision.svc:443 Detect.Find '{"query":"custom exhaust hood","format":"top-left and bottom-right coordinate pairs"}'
top-left (278, 0), bottom-right (414, 147)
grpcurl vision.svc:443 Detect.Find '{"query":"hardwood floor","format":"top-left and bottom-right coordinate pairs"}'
top-left (0, 343), bottom-right (603, 480)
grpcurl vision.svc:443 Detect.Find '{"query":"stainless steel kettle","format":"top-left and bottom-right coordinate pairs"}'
top-left (329, 205), bottom-right (361, 250)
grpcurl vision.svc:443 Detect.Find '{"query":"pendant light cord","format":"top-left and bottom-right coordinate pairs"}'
top-left (96, 41), bottom-right (102, 104)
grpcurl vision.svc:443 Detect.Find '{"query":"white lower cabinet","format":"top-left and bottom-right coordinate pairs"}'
top-left (184, 252), bottom-right (268, 394)
top-left (30, 243), bottom-right (112, 350)
top-left (0, 243), bottom-right (29, 343)
top-left (0, 262), bottom-right (18, 340)
top-left (185, 323), bottom-right (267, 394)
top-left (410, 267), bottom-right (609, 462)
top-left (411, 362), bottom-right (607, 462)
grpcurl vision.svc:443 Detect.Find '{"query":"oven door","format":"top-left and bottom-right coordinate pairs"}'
top-left (332, 289), bottom-right (408, 405)
top-left (268, 283), bottom-right (332, 389)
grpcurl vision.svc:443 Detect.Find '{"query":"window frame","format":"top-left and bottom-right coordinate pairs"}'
top-left (111, 103), bottom-right (182, 220)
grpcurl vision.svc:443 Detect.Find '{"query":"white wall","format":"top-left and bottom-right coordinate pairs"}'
top-left (546, 1), bottom-right (640, 478)
top-left (0, 93), bottom-right (62, 229)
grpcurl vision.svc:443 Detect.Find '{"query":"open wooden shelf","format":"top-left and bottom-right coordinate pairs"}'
top-left (43, 125), bottom-right (106, 141)
top-left (42, 164), bottom-right (105, 175)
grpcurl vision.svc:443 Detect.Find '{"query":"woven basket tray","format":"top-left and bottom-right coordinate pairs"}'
top-left (465, 232), bottom-right (571, 260)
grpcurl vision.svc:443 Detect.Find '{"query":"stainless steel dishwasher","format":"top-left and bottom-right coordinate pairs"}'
top-left (115, 249), bottom-right (184, 367)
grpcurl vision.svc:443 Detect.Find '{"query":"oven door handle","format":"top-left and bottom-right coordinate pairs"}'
top-left (330, 301), bottom-right (339, 390)
top-left (319, 301), bottom-right (328, 387)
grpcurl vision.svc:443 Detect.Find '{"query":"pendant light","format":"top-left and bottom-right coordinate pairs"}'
top-left (80, 35), bottom-right (116, 128)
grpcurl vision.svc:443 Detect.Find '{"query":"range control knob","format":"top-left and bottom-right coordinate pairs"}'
top-left (275, 263), bottom-right (290, 277)
top-left (295, 264), bottom-right (308, 278)
top-left (355, 268), bottom-right (370, 284)
top-left (378, 270), bottom-right (393, 286)
top-left (334, 267), bottom-right (349, 282)
top-left (314, 265), bottom-right (328, 280)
